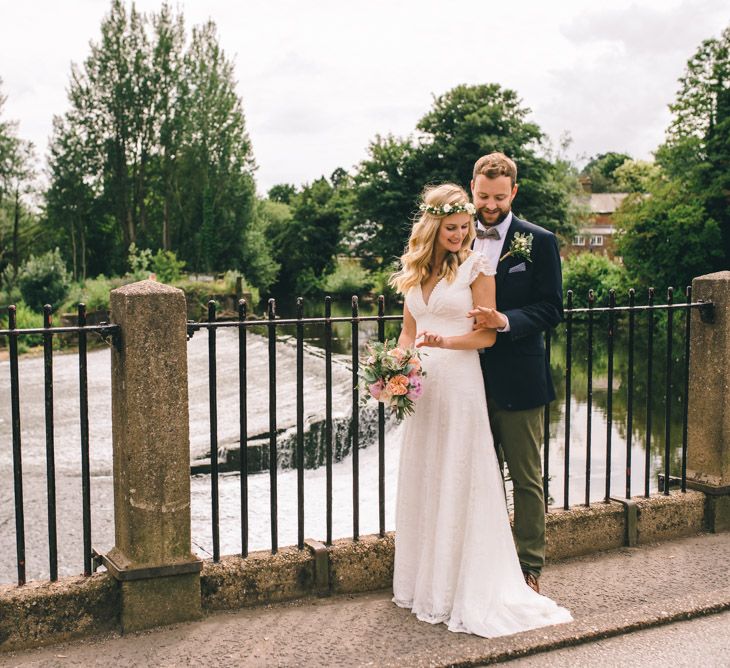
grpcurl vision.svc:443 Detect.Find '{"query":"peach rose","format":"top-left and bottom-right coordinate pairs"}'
top-left (386, 374), bottom-right (410, 396)
top-left (387, 347), bottom-right (406, 363)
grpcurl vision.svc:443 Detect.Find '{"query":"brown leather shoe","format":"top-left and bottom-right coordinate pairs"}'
top-left (523, 572), bottom-right (540, 594)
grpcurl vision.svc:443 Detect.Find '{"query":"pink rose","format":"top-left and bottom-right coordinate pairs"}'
top-left (369, 379), bottom-right (385, 400)
top-left (406, 376), bottom-right (423, 400)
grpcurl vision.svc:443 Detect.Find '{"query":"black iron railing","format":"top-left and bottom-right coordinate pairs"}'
top-left (0, 304), bottom-right (119, 586)
top-left (187, 287), bottom-right (712, 564)
top-left (553, 287), bottom-right (712, 510)
top-left (0, 287), bottom-right (715, 584)
top-left (186, 296), bottom-right (401, 559)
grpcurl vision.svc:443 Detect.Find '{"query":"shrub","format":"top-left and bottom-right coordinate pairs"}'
top-left (18, 249), bottom-right (71, 311)
top-left (152, 250), bottom-right (185, 284)
top-left (62, 275), bottom-right (114, 313)
top-left (321, 259), bottom-right (374, 296)
top-left (0, 301), bottom-right (44, 352)
top-left (369, 263), bottom-right (400, 304)
top-left (562, 253), bottom-right (629, 307)
top-left (127, 243), bottom-right (153, 279)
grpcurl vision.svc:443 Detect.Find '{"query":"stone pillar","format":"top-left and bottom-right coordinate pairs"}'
top-left (686, 271), bottom-right (730, 532)
top-left (106, 280), bottom-right (201, 632)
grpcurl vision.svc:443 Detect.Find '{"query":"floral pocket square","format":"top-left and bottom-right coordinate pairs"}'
top-left (508, 262), bottom-right (527, 274)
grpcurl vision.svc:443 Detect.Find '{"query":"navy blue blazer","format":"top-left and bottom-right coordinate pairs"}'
top-left (478, 215), bottom-right (563, 411)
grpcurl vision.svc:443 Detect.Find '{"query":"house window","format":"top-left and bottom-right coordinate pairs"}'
top-left (573, 235), bottom-right (586, 246)
top-left (590, 235), bottom-right (604, 246)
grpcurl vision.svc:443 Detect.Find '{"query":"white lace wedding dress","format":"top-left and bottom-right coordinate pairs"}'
top-left (392, 252), bottom-right (572, 637)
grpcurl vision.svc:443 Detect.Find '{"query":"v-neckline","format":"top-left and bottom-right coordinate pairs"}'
top-left (420, 274), bottom-right (445, 307)
top-left (419, 254), bottom-right (477, 307)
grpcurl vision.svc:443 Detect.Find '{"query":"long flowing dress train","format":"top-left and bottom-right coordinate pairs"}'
top-left (392, 252), bottom-right (572, 637)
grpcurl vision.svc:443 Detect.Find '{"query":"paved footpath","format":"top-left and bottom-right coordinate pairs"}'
top-left (506, 610), bottom-right (730, 667)
top-left (2, 531), bottom-right (730, 667)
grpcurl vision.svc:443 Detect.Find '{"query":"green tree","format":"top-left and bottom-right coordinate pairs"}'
top-left (241, 199), bottom-right (282, 294)
top-left (562, 252), bottom-right (628, 307)
top-left (351, 134), bottom-right (423, 267)
top-left (614, 180), bottom-right (723, 290)
top-left (270, 177), bottom-right (342, 296)
top-left (175, 20), bottom-right (257, 272)
top-left (351, 84), bottom-right (579, 266)
top-left (657, 24), bottom-right (730, 264)
top-left (0, 80), bottom-right (40, 293)
top-left (613, 160), bottom-right (661, 193)
top-left (44, 1), bottom-right (259, 281)
top-left (268, 183), bottom-right (297, 204)
top-left (580, 152), bottom-right (632, 192)
top-left (45, 114), bottom-right (108, 280)
top-left (148, 4), bottom-right (188, 252)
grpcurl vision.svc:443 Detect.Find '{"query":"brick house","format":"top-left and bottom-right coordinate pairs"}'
top-left (564, 179), bottom-right (627, 260)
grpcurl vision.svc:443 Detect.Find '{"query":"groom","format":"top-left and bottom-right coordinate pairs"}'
top-left (468, 152), bottom-right (563, 594)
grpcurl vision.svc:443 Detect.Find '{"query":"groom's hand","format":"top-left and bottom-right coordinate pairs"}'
top-left (467, 306), bottom-right (508, 330)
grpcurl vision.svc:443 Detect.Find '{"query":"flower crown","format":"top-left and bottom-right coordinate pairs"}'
top-left (419, 201), bottom-right (476, 217)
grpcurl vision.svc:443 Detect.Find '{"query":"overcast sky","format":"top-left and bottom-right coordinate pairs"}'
top-left (1, 0), bottom-right (727, 194)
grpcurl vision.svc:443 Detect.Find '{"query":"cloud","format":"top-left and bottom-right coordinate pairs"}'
top-left (537, 0), bottom-right (729, 163)
top-left (561, 0), bottom-right (728, 56)
top-left (253, 106), bottom-right (339, 135)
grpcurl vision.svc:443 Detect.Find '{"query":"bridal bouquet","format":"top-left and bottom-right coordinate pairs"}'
top-left (361, 340), bottom-right (426, 420)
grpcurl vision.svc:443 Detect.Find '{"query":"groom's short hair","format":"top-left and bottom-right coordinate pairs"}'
top-left (473, 153), bottom-right (517, 188)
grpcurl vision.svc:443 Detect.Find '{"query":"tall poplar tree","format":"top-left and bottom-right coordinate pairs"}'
top-left (0, 79), bottom-right (39, 290)
top-left (45, 0), bottom-right (258, 277)
top-left (616, 24), bottom-right (730, 288)
top-left (657, 24), bottom-right (730, 264)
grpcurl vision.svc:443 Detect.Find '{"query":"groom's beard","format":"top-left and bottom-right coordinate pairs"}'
top-left (477, 207), bottom-right (511, 227)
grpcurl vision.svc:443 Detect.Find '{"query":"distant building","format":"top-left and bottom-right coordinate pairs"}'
top-left (564, 178), bottom-right (628, 260)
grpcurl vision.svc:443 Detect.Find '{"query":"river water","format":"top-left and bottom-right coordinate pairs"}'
top-left (0, 301), bottom-right (686, 584)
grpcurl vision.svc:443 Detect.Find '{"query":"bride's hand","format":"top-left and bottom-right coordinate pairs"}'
top-left (416, 331), bottom-right (445, 348)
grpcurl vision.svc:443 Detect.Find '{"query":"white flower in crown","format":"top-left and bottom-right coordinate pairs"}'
top-left (419, 201), bottom-right (477, 217)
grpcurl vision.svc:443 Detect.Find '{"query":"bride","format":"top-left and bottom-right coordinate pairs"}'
top-left (389, 183), bottom-right (572, 637)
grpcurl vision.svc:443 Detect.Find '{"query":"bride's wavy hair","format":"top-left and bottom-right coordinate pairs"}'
top-left (389, 183), bottom-right (475, 295)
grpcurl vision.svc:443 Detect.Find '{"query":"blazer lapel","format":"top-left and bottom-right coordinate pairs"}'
top-left (496, 217), bottom-right (520, 291)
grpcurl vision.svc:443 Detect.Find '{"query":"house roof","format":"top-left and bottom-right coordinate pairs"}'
top-left (586, 193), bottom-right (628, 214)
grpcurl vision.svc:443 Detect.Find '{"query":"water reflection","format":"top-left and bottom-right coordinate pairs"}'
top-left (275, 297), bottom-right (690, 504)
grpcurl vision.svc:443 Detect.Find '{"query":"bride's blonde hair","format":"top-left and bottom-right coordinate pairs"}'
top-left (389, 183), bottom-right (475, 295)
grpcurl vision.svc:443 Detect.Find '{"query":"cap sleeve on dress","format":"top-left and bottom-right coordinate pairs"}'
top-left (469, 253), bottom-right (496, 283)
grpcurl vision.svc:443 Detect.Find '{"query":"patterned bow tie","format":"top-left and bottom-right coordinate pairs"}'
top-left (476, 226), bottom-right (500, 240)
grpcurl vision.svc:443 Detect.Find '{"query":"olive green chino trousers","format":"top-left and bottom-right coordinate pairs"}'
top-left (487, 400), bottom-right (545, 578)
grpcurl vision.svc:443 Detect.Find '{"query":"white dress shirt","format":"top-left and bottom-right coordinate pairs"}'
top-left (472, 211), bottom-right (513, 332)
top-left (472, 211), bottom-right (513, 268)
